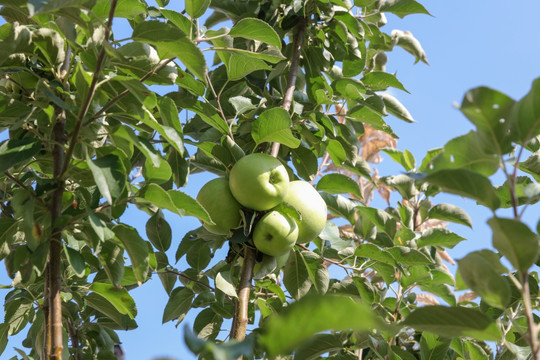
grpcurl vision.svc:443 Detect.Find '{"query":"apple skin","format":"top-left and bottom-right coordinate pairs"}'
top-left (229, 153), bottom-right (289, 211)
top-left (196, 177), bottom-right (242, 235)
top-left (282, 180), bottom-right (327, 244)
top-left (253, 211), bottom-right (298, 256)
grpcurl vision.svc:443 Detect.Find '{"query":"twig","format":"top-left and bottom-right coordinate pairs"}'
top-left (163, 269), bottom-right (216, 292)
top-left (229, 246), bottom-right (257, 342)
top-left (205, 74), bottom-right (234, 139)
top-left (270, 17), bottom-right (307, 157)
top-left (521, 271), bottom-right (540, 360)
top-left (60, 0), bottom-right (119, 180)
top-left (310, 152), bottom-right (330, 185)
top-left (4, 172), bottom-right (47, 208)
top-left (83, 58), bottom-right (176, 126)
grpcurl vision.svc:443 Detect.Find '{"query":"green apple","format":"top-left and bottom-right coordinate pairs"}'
top-left (229, 153), bottom-right (289, 211)
top-left (253, 211), bottom-right (298, 256)
top-left (282, 180), bottom-right (327, 243)
top-left (196, 177), bottom-right (242, 235)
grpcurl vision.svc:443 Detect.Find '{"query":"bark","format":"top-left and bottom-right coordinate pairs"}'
top-left (48, 109), bottom-right (66, 360)
top-left (230, 17), bottom-right (308, 349)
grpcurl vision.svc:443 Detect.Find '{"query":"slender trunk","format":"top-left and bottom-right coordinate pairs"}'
top-left (48, 109), bottom-right (66, 359)
top-left (230, 246), bottom-right (257, 341)
top-left (230, 17), bottom-right (308, 349)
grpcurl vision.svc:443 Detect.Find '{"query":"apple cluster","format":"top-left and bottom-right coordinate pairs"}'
top-left (196, 153), bottom-right (327, 257)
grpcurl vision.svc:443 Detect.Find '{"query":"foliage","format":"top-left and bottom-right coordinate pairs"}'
top-left (0, 0), bottom-right (539, 360)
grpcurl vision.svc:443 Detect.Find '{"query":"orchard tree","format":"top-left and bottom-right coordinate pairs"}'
top-left (0, 0), bottom-right (539, 360)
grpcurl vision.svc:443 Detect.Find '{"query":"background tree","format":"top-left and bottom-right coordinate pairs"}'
top-left (0, 0), bottom-right (539, 360)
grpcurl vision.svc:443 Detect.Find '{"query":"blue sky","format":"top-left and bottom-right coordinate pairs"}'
top-left (2, 1), bottom-right (540, 359)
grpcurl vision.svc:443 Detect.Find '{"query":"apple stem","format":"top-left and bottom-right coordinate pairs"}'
top-left (230, 245), bottom-right (257, 342)
top-left (270, 17), bottom-right (307, 158)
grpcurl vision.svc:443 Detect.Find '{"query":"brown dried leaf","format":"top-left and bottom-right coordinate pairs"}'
top-left (416, 293), bottom-right (440, 306)
top-left (437, 250), bottom-right (455, 265)
top-left (458, 291), bottom-right (478, 303)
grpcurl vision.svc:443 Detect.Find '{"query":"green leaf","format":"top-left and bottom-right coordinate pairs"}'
top-left (326, 139), bottom-right (347, 165)
top-left (293, 334), bottom-right (344, 360)
top-left (299, 251), bottom-right (330, 295)
top-left (215, 272), bottom-right (237, 298)
top-left (404, 306), bottom-right (501, 341)
top-left (112, 224), bottom-right (150, 284)
top-left (168, 189), bottom-right (213, 223)
top-left (510, 77), bottom-right (540, 143)
top-left (0, 323), bottom-right (8, 356)
top-left (0, 138), bottom-right (41, 173)
top-left (259, 295), bottom-right (380, 357)
top-left (185, 0), bottom-right (210, 18)
top-left (132, 20), bottom-right (207, 80)
top-left (283, 250), bottom-right (312, 300)
top-left (419, 332), bottom-right (451, 360)
top-left (381, 93), bottom-right (415, 122)
top-left (428, 203), bottom-right (472, 228)
top-left (291, 146), bottom-right (318, 181)
top-left (488, 217), bottom-right (539, 272)
top-left (86, 154), bottom-right (126, 206)
top-left (92, 0), bottom-right (146, 19)
top-left (146, 212), bottom-right (172, 252)
top-left (89, 283), bottom-right (137, 319)
top-left (63, 244), bottom-right (85, 277)
top-left (163, 287), bottom-right (194, 323)
top-left (362, 71), bottom-right (409, 93)
top-left (85, 293), bottom-right (137, 330)
top-left (420, 169), bottom-right (500, 210)
top-left (229, 18), bottom-right (282, 49)
top-left (226, 54), bottom-right (271, 81)
top-left (316, 173), bottom-right (362, 198)
top-left (429, 131), bottom-right (499, 176)
top-left (229, 96), bottom-right (256, 115)
top-left (139, 184), bottom-right (212, 223)
top-left (186, 241), bottom-right (212, 271)
top-left (380, 0), bottom-right (431, 18)
top-left (88, 213), bottom-right (116, 242)
top-left (458, 250), bottom-right (510, 309)
top-left (460, 86), bottom-right (515, 154)
top-left (387, 247), bottom-right (432, 265)
top-left (520, 151), bottom-right (540, 182)
top-left (252, 107), bottom-right (300, 148)
top-left (174, 97), bottom-right (229, 134)
top-left (417, 228), bottom-right (466, 249)
top-left (193, 308), bottom-right (223, 340)
top-left (355, 244), bottom-right (396, 266)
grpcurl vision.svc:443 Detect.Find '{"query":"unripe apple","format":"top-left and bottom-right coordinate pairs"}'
top-left (282, 180), bottom-right (327, 244)
top-left (253, 211), bottom-right (298, 256)
top-left (229, 153), bottom-right (289, 211)
top-left (196, 177), bottom-right (242, 235)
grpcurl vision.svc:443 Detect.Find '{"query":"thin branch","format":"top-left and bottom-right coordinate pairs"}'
top-left (310, 152), bottom-right (330, 185)
top-left (521, 271), bottom-right (540, 360)
top-left (83, 58), bottom-right (176, 126)
top-left (229, 246), bottom-right (257, 342)
top-left (205, 74), bottom-right (234, 140)
top-left (271, 17), bottom-right (307, 157)
top-left (162, 269), bottom-right (216, 292)
top-left (4, 172), bottom-right (47, 208)
top-left (60, 0), bottom-right (119, 179)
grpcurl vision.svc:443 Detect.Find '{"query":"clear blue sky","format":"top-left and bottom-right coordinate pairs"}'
top-left (1, 1), bottom-right (540, 359)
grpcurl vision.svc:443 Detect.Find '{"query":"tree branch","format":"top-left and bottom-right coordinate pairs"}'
top-left (521, 271), bottom-right (540, 360)
top-left (230, 246), bottom-right (257, 341)
top-left (230, 19), bottom-right (308, 350)
top-left (270, 17), bottom-right (307, 157)
top-left (83, 58), bottom-right (176, 126)
top-left (60, 0), bottom-right (119, 179)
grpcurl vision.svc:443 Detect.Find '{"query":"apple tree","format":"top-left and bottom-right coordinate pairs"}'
top-left (0, 0), bottom-right (539, 360)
